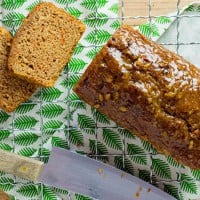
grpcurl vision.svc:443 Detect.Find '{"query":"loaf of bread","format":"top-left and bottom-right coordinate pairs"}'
top-left (74, 25), bottom-right (200, 169)
top-left (8, 2), bottom-right (85, 87)
top-left (0, 27), bottom-right (37, 112)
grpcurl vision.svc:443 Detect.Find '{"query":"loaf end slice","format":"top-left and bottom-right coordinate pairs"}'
top-left (0, 27), bottom-right (37, 112)
top-left (8, 2), bottom-right (86, 87)
top-left (74, 25), bottom-right (200, 169)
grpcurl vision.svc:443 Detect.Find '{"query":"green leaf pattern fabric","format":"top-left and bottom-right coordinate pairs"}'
top-left (0, 1), bottom-right (199, 200)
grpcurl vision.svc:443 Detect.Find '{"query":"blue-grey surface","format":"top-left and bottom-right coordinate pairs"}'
top-left (158, 11), bottom-right (200, 68)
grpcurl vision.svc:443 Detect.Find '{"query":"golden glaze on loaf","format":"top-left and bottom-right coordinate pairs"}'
top-left (74, 25), bottom-right (200, 169)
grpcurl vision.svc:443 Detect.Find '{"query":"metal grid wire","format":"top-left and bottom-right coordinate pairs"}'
top-left (119, 1), bottom-right (200, 199)
top-left (0, 0), bottom-right (200, 199)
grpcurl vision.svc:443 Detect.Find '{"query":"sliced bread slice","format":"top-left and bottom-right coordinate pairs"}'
top-left (0, 27), bottom-right (37, 112)
top-left (8, 2), bottom-right (86, 87)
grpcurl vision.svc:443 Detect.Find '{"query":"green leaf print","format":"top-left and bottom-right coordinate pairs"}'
top-left (73, 43), bottom-right (84, 55)
top-left (51, 136), bottom-right (69, 149)
top-left (67, 93), bottom-right (86, 110)
top-left (114, 156), bottom-right (134, 175)
top-left (191, 169), bottom-right (200, 180)
top-left (110, 20), bottom-right (120, 29)
top-left (0, 143), bottom-right (13, 151)
top-left (155, 16), bottom-right (171, 24)
top-left (84, 12), bottom-right (108, 27)
top-left (89, 139), bottom-right (108, 161)
top-left (78, 114), bottom-right (95, 134)
top-left (65, 109), bottom-right (76, 121)
top-left (86, 47), bottom-right (101, 59)
top-left (142, 140), bottom-right (157, 154)
top-left (15, 132), bottom-right (39, 146)
top-left (68, 74), bottom-right (80, 88)
top-left (127, 144), bottom-right (147, 165)
top-left (103, 128), bottom-right (122, 150)
top-left (35, 88), bottom-right (63, 102)
top-left (0, 177), bottom-right (14, 191)
top-left (17, 185), bottom-right (38, 197)
top-left (166, 156), bottom-right (184, 168)
top-left (185, 4), bottom-right (194, 12)
top-left (91, 108), bottom-right (110, 124)
top-left (152, 158), bottom-right (171, 179)
top-left (0, 111), bottom-right (10, 124)
top-left (60, 80), bottom-right (68, 89)
top-left (15, 103), bottom-right (37, 114)
top-left (38, 104), bottom-right (64, 118)
top-left (75, 194), bottom-right (92, 200)
top-left (68, 93), bottom-right (83, 103)
top-left (26, 0), bottom-right (40, 11)
top-left (42, 185), bottom-right (57, 200)
top-left (139, 170), bottom-right (151, 182)
top-left (61, 74), bottom-right (80, 89)
top-left (181, 174), bottom-right (198, 194)
top-left (76, 150), bottom-right (87, 155)
top-left (81, 0), bottom-right (108, 10)
top-left (42, 120), bottom-right (63, 135)
top-left (55, 0), bottom-right (76, 4)
top-left (68, 58), bottom-right (87, 72)
top-left (90, 139), bottom-right (108, 154)
top-left (69, 129), bottom-right (84, 146)
top-left (197, 5), bottom-right (200, 12)
top-left (85, 30), bottom-right (111, 45)
top-left (3, 12), bottom-right (25, 27)
top-left (164, 184), bottom-right (182, 200)
top-left (39, 148), bottom-right (50, 163)
top-left (13, 116), bottom-right (38, 129)
top-left (138, 170), bottom-right (158, 186)
top-left (18, 147), bottom-right (37, 157)
top-left (1, 0), bottom-right (26, 10)
top-left (118, 129), bottom-right (135, 139)
top-left (65, 7), bottom-right (82, 18)
top-left (89, 139), bottom-right (96, 154)
top-left (52, 187), bottom-right (68, 195)
top-left (109, 3), bottom-right (118, 14)
top-left (139, 23), bottom-right (160, 37)
top-left (0, 130), bottom-right (11, 141)
top-left (0, 171), bottom-right (5, 176)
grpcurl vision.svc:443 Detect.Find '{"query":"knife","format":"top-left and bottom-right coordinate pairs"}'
top-left (0, 147), bottom-right (176, 200)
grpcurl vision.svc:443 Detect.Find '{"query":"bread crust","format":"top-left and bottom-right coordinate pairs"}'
top-left (0, 27), bottom-right (37, 112)
top-left (8, 2), bottom-right (85, 87)
top-left (0, 189), bottom-right (9, 200)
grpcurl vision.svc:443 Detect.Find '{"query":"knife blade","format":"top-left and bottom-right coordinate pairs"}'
top-left (0, 147), bottom-right (176, 200)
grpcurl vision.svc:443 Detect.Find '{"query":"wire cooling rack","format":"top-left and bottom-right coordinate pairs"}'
top-left (0, 0), bottom-right (200, 200)
top-left (120, 0), bottom-right (185, 197)
top-left (120, 1), bottom-right (200, 200)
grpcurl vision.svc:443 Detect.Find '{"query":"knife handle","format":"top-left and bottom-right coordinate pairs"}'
top-left (0, 149), bottom-right (43, 182)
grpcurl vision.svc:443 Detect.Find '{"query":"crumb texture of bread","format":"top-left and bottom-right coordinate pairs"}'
top-left (8, 2), bottom-right (86, 87)
top-left (74, 25), bottom-right (200, 169)
top-left (0, 27), bottom-right (37, 112)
